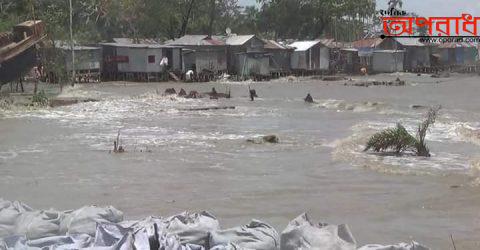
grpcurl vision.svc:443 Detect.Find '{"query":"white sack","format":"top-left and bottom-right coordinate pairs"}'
top-left (210, 243), bottom-right (253, 250)
top-left (95, 218), bottom-right (204, 250)
top-left (60, 205), bottom-right (124, 236)
top-left (0, 234), bottom-right (93, 250)
top-left (164, 211), bottom-right (219, 247)
top-left (15, 210), bottom-right (63, 240)
top-left (280, 213), bottom-right (356, 250)
top-left (0, 199), bottom-right (33, 238)
top-left (93, 222), bottom-right (130, 247)
top-left (209, 220), bottom-right (279, 250)
top-left (358, 241), bottom-right (430, 250)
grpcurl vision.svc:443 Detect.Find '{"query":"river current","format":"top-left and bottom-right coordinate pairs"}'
top-left (1, 73), bottom-right (480, 249)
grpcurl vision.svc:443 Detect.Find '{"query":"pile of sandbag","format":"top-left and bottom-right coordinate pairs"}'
top-left (0, 198), bottom-right (123, 240)
top-left (0, 199), bottom-right (431, 250)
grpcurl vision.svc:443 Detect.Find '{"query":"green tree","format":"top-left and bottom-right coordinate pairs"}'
top-left (257, 0), bottom-right (376, 40)
top-left (1, 0), bottom-right (377, 42)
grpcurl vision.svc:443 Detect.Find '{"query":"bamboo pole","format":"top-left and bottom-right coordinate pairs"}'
top-left (69, 0), bottom-right (75, 87)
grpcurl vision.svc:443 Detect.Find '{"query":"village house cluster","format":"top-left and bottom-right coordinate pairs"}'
top-left (50, 34), bottom-right (480, 83)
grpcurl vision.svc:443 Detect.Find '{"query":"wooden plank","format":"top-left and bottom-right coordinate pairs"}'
top-left (169, 72), bottom-right (181, 82)
top-left (0, 35), bottom-right (46, 64)
top-left (180, 106), bottom-right (235, 111)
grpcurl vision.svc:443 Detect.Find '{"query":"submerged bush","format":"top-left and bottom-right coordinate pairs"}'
top-left (364, 123), bottom-right (417, 154)
top-left (32, 90), bottom-right (49, 106)
top-left (364, 106), bottom-right (440, 157)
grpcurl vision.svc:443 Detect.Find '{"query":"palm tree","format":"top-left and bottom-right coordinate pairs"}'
top-left (364, 106), bottom-right (440, 157)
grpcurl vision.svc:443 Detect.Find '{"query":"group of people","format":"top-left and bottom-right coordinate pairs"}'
top-left (163, 87), bottom-right (231, 99)
top-left (163, 86), bottom-right (315, 103)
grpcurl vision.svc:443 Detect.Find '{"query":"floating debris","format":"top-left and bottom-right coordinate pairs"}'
top-left (247, 135), bottom-right (279, 144)
top-left (345, 77), bottom-right (406, 87)
top-left (431, 72), bottom-right (450, 78)
top-left (49, 98), bottom-right (99, 107)
top-left (180, 106), bottom-right (236, 111)
top-left (164, 88), bottom-right (177, 95)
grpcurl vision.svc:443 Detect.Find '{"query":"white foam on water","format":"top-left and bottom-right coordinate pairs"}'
top-left (312, 98), bottom-right (406, 115)
top-left (57, 85), bottom-right (106, 99)
top-left (207, 163), bottom-right (232, 171)
top-left (1, 91), bottom-right (286, 156)
top-left (454, 124), bottom-right (480, 146)
top-left (400, 119), bottom-right (480, 146)
top-left (0, 151), bottom-right (18, 161)
top-left (69, 126), bottom-right (258, 152)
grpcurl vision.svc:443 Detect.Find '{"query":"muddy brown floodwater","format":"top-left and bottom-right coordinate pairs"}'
top-left (1, 73), bottom-right (480, 249)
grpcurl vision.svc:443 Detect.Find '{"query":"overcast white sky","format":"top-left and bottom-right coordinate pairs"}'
top-left (239, 0), bottom-right (480, 17)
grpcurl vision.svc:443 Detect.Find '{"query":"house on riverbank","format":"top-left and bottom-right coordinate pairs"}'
top-left (167, 34), bottom-right (270, 78)
top-left (436, 42), bottom-right (477, 66)
top-left (372, 50), bottom-right (404, 73)
top-left (165, 35), bottom-right (228, 76)
top-left (377, 37), bottom-right (430, 71)
top-left (338, 48), bottom-right (360, 74)
top-left (52, 41), bottom-right (102, 83)
top-left (100, 40), bottom-right (182, 81)
top-left (263, 40), bottom-right (293, 72)
top-left (263, 39), bottom-right (293, 76)
top-left (352, 38), bottom-right (382, 72)
top-left (289, 40), bottom-right (329, 73)
top-left (223, 35), bottom-right (268, 77)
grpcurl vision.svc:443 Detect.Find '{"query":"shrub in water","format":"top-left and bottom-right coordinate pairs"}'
top-left (364, 106), bottom-right (440, 157)
top-left (32, 90), bottom-right (49, 106)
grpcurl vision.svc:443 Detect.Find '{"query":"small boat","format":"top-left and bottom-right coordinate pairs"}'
top-left (0, 20), bottom-right (46, 86)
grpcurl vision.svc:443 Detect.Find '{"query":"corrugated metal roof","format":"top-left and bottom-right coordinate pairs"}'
top-left (341, 48), bottom-right (358, 52)
top-left (223, 35), bottom-right (255, 45)
top-left (205, 38), bottom-right (226, 46)
top-left (165, 35), bottom-right (207, 45)
top-left (166, 35), bottom-right (225, 46)
top-left (166, 34), bottom-right (265, 46)
top-left (318, 38), bottom-right (343, 49)
top-left (393, 37), bottom-right (425, 47)
top-left (352, 38), bottom-right (382, 49)
top-left (54, 41), bottom-right (100, 51)
top-left (373, 50), bottom-right (405, 53)
top-left (113, 38), bottom-right (161, 45)
top-left (99, 42), bottom-right (178, 49)
top-left (289, 41), bottom-right (322, 51)
top-left (263, 39), bottom-right (292, 50)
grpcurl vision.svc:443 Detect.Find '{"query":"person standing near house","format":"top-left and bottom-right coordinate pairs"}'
top-left (160, 56), bottom-right (169, 80)
top-left (185, 70), bottom-right (194, 82)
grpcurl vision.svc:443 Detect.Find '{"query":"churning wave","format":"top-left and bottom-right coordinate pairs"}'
top-left (329, 119), bottom-right (480, 183)
top-left (311, 98), bottom-right (409, 115)
top-left (1, 89), bottom-right (285, 153)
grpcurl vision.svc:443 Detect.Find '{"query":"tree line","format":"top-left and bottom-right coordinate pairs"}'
top-left (0, 0), bottom-right (378, 43)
